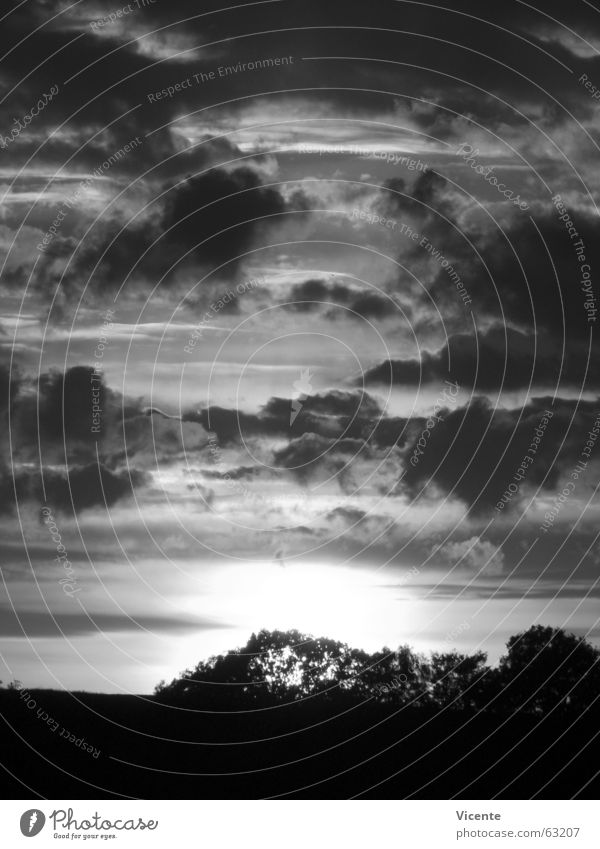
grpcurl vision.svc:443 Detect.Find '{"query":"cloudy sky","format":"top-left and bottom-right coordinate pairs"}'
top-left (1, 0), bottom-right (600, 692)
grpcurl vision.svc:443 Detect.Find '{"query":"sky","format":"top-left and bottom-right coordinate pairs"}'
top-left (1, 0), bottom-right (600, 693)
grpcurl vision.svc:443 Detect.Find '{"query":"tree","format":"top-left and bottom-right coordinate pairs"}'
top-left (497, 625), bottom-right (600, 715)
top-left (246, 631), bottom-right (370, 700)
top-left (422, 650), bottom-right (489, 710)
top-left (359, 645), bottom-right (426, 704)
top-left (154, 626), bottom-right (599, 716)
top-left (155, 630), bottom-right (368, 705)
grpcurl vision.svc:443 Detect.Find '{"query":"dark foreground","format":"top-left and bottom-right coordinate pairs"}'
top-left (1, 690), bottom-right (598, 799)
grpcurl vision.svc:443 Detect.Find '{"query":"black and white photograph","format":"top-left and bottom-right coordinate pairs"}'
top-left (1, 0), bottom-right (600, 818)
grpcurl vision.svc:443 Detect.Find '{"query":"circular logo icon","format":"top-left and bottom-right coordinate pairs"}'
top-left (19, 810), bottom-right (45, 837)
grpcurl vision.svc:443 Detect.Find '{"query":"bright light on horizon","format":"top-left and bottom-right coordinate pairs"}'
top-left (203, 559), bottom-right (416, 651)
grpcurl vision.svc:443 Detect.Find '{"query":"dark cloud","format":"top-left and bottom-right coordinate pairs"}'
top-left (273, 433), bottom-right (366, 482)
top-left (402, 396), bottom-right (599, 515)
top-left (35, 164), bottom-right (304, 303)
top-left (10, 367), bottom-right (141, 467)
top-left (0, 463), bottom-right (148, 516)
top-left (384, 170), bottom-right (600, 341)
top-left (183, 404), bottom-right (284, 445)
top-left (0, 362), bottom-right (20, 413)
top-left (187, 389), bottom-right (404, 448)
top-left (284, 278), bottom-right (349, 311)
top-left (0, 366), bottom-right (152, 515)
top-left (4, 0), bottom-right (599, 319)
top-left (37, 366), bottom-right (106, 443)
top-left (451, 209), bottom-right (600, 338)
top-left (0, 609), bottom-right (226, 639)
top-left (2, 0), bottom-right (597, 180)
top-left (3, 1), bottom-right (600, 517)
top-left (161, 167), bottom-right (288, 271)
top-left (347, 293), bottom-right (387, 319)
top-left (200, 465), bottom-right (259, 481)
top-left (326, 506), bottom-right (367, 524)
top-left (362, 326), bottom-right (598, 390)
top-left (284, 278), bottom-right (392, 320)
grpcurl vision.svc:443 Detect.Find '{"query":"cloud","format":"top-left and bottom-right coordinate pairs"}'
top-left (284, 278), bottom-right (349, 311)
top-left (34, 164), bottom-right (307, 305)
top-left (0, 364), bottom-right (151, 519)
top-left (10, 366), bottom-right (142, 466)
top-left (402, 396), bottom-right (599, 515)
top-left (160, 166), bottom-right (294, 273)
top-left (37, 366), bottom-right (107, 443)
top-left (432, 535), bottom-right (505, 576)
top-left (272, 433), bottom-right (367, 483)
top-left (0, 609), bottom-right (227, 638)
top-left (450, 208), bottom-right (600, 338)
top-left (0, 463), bottom-right (149, 516)
top-left (186, 389), bottom-right (387, 445)
top-left (283, 277), bottom-right (393, 319)
top-left (362, 326), bottom-right (599, 390)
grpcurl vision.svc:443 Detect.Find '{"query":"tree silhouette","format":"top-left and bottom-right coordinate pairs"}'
top-left (155, 629), bottom-right (369, 705)
top-left (155, 626), bottom-right (600, 716)
top-left (358, 645), bottom-right (426, 703)
top-left (496, 625), bottom-right (600, 715)
top-left (246, 631), bottom-right (370, 700)
top-left (423, 650), bottom-right (490, 710)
